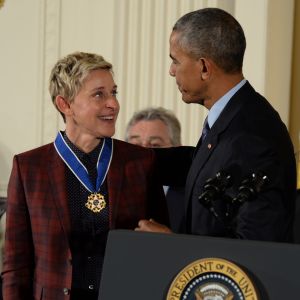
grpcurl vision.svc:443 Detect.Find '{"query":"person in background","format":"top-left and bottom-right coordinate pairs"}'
top-left (2, 52), bottom-right (168, 300)
top-left (125, 107), bottom-right (181, 148)
top-left (136, 8), bottom-right (297, 242)
top-left (125, 107), bottom-right (185, 232)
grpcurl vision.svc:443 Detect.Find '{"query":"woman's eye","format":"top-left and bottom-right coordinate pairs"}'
top-left (93, 90), bottom-right (118, 99)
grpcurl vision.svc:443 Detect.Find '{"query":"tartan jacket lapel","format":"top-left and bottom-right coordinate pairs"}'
top-left (47, 144), bottom-right (72, 238)
top-left (107, 140), bottom-right (124, 229)
top-left (48, 141), bottom-right (126, 231)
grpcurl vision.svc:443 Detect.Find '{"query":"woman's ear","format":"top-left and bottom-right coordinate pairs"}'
top-left (55, 95), bottom-right (72, 116)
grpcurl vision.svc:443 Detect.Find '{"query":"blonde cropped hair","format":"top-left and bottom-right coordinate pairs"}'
top-left (49, 51), bottom-right (112, 121)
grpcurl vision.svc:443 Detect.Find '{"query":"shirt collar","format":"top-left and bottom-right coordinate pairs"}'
top-left (207, 79), bottom-right (247, 128)
top-left (62, 131), bottom-right (102, 163)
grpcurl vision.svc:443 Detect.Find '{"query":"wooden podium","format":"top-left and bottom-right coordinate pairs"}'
top-left (99, 230), bottom-right (300, 300)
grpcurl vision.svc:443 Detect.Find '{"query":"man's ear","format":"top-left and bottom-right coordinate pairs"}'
top-left (199, 58), bottom-right (211, 80)
top-left (55, 95), bottom-right (72, 116)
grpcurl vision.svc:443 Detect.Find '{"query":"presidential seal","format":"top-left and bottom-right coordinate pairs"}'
top-left (167, 258), bottom-right (258, 300)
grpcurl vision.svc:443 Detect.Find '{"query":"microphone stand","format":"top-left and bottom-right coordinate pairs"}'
top-left (198, 171), bottom-right (269, 237)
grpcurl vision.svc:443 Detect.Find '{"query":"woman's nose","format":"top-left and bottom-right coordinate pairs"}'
top-left (106, 97), bottom-right (119, 110)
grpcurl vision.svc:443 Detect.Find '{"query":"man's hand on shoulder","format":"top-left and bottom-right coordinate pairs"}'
top-left (135, 219), bottom-right (172, 234)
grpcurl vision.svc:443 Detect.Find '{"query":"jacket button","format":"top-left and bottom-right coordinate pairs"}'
top-left (63, 288), bottom-right (70, 295)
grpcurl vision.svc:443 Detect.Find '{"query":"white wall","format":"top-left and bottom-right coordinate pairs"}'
top-left (0, 0), bottom-right (294, 197)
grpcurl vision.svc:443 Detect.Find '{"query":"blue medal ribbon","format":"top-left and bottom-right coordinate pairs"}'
top-left (54, 131), bottom-right (113, 193)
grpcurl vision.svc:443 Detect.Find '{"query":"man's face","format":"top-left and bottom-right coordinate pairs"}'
top-left (169, 31), bottom-right (208, 105)
top-left (127, 119), bottom-right (173, 148)
top-left (66, 69), bottom-right (119, 139)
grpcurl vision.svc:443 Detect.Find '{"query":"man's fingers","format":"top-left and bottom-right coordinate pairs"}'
top-left (135, 219), bottom-right (172, 234)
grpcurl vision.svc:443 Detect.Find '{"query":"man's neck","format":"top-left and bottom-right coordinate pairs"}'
top-left (204, 72), bottom-right (244, 110)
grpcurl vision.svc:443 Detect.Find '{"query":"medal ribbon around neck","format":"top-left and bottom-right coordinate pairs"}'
top-left (54, 132), bottom-right (113, 212)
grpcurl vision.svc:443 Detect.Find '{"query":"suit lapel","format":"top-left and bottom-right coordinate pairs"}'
top-left (47, 144), bottom-right (72, 237)
top-left (46, 139), bottom-right (125, 231)
top-left (185, 82), bottom-right (252, 212)
top-left (185, 135), bottom-right (218, 211)
top-left (107, 140), bottom-right (125, 228)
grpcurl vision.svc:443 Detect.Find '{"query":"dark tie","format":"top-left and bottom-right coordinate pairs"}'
top-left (201, 117), bottom-right (210, 141)
top-left (193, 117), bottom-right (210, 158)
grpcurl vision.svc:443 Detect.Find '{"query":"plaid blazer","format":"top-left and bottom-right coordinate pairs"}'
top-left (2, 139), bottom-right (168, 300)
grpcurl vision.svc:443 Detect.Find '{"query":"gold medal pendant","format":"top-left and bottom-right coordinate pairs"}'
top-left (85, 193), bottom-right (106, 213)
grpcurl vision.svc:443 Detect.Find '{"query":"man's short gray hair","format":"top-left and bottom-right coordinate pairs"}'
top-left (125, 107), bottom-right (181, 146)
top-left (173, 8), bottom-right (246, 74)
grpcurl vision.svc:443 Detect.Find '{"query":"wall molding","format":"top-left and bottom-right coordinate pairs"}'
top-left (42, 0), bottom-right (62, 144)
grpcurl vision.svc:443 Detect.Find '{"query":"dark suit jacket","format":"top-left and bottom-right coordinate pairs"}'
top-left (157, 82), bottom-right (296, 242)
top-left (165, 186), bottom-right (185, 233)
top-left (2, 139), bottom-right (168, 300)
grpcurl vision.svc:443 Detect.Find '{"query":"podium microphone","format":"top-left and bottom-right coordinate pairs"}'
top-left (198, 171), bottom-right (233, 221)
top-left (232, 172), bottom-right (269, 204)
top-left (198, 171), bottom-right (232, 206)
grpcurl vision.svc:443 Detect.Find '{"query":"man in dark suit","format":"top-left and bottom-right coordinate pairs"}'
top-left (2, 52), bottom-right (168, 300)
top-left (136, 8), bottom-right (297, 242)
top-left (125, 107), bottom-right (185, 232)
